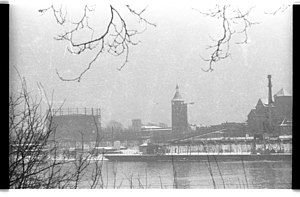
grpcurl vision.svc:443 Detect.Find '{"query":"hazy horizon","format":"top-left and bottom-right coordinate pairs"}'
top-left (9, 1), bottom-right (292, 128)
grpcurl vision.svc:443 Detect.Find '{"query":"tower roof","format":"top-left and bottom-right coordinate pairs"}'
top-left (274, 88), bottom-right (291, 97)
top-left (172, 85), bottom-right (183, 101)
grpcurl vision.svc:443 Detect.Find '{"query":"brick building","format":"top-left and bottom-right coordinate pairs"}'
top-left (171, 85), bottom-right (188, 133)
top-left (247, 76), bottom-right (292, 135)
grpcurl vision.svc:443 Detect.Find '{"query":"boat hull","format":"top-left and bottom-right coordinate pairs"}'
top-left (105, 153), bottom-right (292, 162)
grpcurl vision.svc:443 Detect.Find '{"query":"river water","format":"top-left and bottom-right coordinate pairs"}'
top-left (78, 160), bottom-right (291, 189)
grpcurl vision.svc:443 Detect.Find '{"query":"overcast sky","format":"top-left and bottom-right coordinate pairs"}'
top-left (9, 1), bottom-right (292, 127)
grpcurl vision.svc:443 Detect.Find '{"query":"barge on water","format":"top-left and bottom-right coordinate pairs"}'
top-left (104, 138), bottom-right (292, 162)
top-left (104, 152), bottom-right (292, 162)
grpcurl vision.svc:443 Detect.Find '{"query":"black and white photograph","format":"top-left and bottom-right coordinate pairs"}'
top-left (9, 0), bottom-right (293, 189)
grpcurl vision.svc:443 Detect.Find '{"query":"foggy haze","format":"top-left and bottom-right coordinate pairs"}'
top-left (9, 1), bottom-right (292, 128)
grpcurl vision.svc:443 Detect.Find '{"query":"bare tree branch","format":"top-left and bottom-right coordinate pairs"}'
top-left (40, 4), bottom-right (155, 82)
top-left (264, 4), bottom-right (291, 15)
top-left (126, 5), bottom-right (157, 27)
top-left (39, 5), bottom-right (67, 25)
top-left (193, 5), bottom-right (258, 72)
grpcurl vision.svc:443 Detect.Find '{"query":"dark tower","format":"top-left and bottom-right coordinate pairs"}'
top-left (268, 75), bottom-right (273, 104)
top-left (132, 119), bottom-right (142, 132)
top-left (267, 75), bottom-right (275, 134)
top-left (171, 85), bottom-right (188, 133)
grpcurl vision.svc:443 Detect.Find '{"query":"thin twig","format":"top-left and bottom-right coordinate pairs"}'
top-left (40, 4), bottom-right (155, 82)
top-left (241, 156), bottom-right (249, 188)
top-left (193, 4), bottom-right (258, 71)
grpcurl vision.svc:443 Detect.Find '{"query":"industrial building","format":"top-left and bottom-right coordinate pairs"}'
top-left (48, 108), bottom-right (101, 148)
top-left (247, 75), bottom-right (292, 136)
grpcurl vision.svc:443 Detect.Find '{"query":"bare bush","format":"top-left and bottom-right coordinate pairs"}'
top-left (9, 75), bottom-right (104, 188)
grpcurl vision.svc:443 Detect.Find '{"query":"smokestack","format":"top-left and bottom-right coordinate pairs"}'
top-left (267, 75), bottom-right (273, 104)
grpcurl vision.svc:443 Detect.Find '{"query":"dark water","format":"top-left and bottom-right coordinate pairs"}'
top-left (79, 160), bottom-right (291, 189)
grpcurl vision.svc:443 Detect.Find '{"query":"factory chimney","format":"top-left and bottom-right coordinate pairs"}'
top-left (267, 75), bottom-right (273, 105)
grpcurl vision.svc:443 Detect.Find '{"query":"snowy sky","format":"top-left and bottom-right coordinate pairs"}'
top-left (9, 0), bottom-right (292, 127)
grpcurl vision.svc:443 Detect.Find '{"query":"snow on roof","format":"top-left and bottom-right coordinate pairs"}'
top-left (260, 98), bottom-right (269, 106)
top-left (275, 88), bottom-right (291, 97)
top-left (279, 135), bottom-right (292, 139)
top-left (256, 98), bottom-right (268, 107)
top-left (141, 125), bottom-right (161, 129)
top-left (95, 147), bottom-right (115, 150)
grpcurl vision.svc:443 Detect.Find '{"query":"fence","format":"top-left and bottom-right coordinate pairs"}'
top-left (49, 108), bottom-right (101, 116)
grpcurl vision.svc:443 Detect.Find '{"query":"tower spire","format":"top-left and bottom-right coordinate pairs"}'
top-left (172, 84), bottom-right (183, 101)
